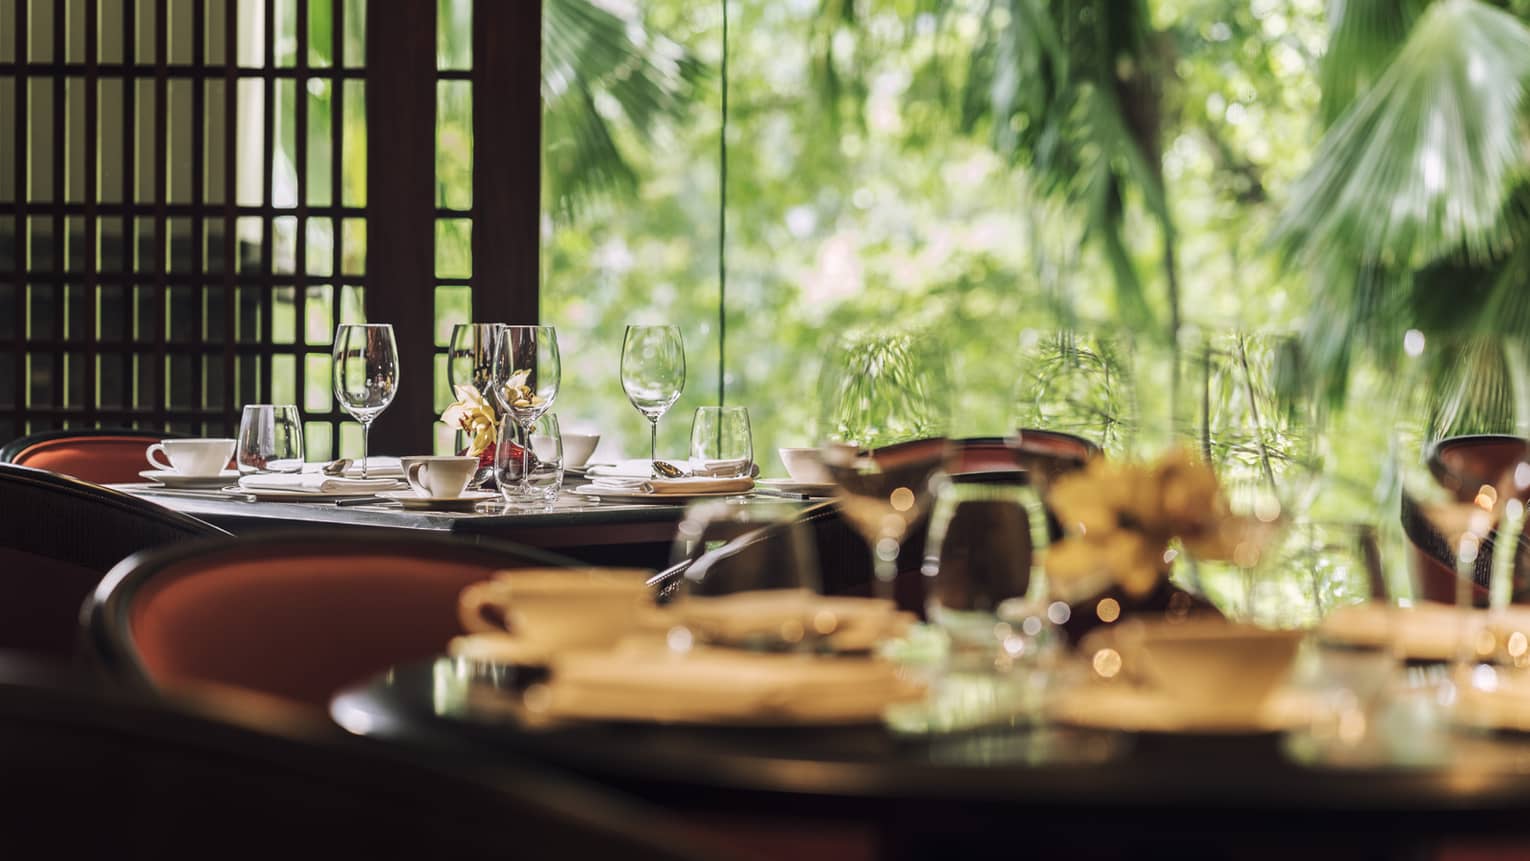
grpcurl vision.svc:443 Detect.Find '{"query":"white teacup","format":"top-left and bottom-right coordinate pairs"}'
top-left (1106, 617), bottom-right (1304, 720)
top-left (778, 447), bottom-right (831, 483)
top-left (145, 438), bottom-right (236, 477)
top-left (562, 431), bottom-right (601, 469)
top-left (458, 568), bottom-right (653, 654)
top-left (401, 455), bottom-right (477, 498)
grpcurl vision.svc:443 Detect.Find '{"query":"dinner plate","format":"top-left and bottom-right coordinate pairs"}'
top-left (757, 478), bottom-right (837, 496)
top-left (570, 486), bottom-right (753, 503)
top-left (376, 489), bottom-right (497, 511)
top-left (1048, 682), bottom-right (1316, 734)
top-left (1317, 601), bottom-right (1530, 663)
top-left (221, 484), bottom-right (401, 502)
top-left (139, 469), bottom-right (240, 489)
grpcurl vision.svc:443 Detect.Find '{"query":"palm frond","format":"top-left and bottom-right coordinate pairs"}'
top-left (1275, 0), bottom-right (1530, 270)
top-left (1318, 0), bottom-right (1428, 127)
top-left (541, 0), bottom-right (704, 221)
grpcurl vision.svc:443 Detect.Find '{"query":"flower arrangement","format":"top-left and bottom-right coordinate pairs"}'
top-left (1044, 448), bottom-right (1275, 603)
top-left (440, 385), bottom-right (498, 467)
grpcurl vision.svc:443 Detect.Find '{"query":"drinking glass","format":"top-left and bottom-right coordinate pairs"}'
top-left (332, 323), bottom-right (399, 479)
top-left (491, 325), bottom-right (560, 499)
top-left (526, 413), bottom-right (566, 505)
top-left (922, 478), bottom-right (1057, 725)
top-left (1011, 328), bottom-right (1136, 456)
top-left (668, 501), bottom-right (827, 653)
top-left (817, 328), bottom-right (952, 605)
top-left (236, 404), bottom-right (305, 474)
top-left (620, 325), bottom-right (686, 476)
top-left (448, 323), bottom-right (502, 481)
top-left (688, 406), bottom-right (753, 478)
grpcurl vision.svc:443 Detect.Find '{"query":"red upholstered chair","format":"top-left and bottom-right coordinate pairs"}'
top-left (0, 464), bottom-right (225, 659)
top-left (0, 653), bottom-right (723, 860)
top-left (0, 427), bottom-right (186, 485)
top-left (1406, 434), bottom-right (1530, 604)
top-left (86, 532), bottom-right (592, 710)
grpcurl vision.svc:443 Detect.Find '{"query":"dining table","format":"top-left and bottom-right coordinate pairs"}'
top-left (330, 654), bottom-right (1530, 861)
top-left (109, 479), bottom-right (815, 570)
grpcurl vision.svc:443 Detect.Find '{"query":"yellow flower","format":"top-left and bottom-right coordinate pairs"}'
top-left (439, 385), bottom-right (498, 456)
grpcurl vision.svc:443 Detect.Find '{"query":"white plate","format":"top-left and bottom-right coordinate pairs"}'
top-left (758, 478), bottom-right (837, 496)
top-left (1318, 601), bottom-right (1530, 663)
top-left (221, 483), bottom-right (402, 502)
top-left (376, 489), bottom-right (498, 511)
top-left (570, 486), bottom-right (753, 504)
top-left (140, 469), bottom-right (240, 489)
top-left (1048, 682), bottom-right (1316, 734)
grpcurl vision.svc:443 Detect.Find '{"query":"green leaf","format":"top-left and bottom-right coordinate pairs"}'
top-left (1318, 0), bottom-right (1428, 127)
top-left (1276, 0), bottom-right (1530, 270)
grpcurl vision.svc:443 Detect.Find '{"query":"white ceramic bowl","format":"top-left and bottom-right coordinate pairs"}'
top-left (562, 432), bottom-right (601, 469)
top-left (778, 447), bottom-right (831, 483)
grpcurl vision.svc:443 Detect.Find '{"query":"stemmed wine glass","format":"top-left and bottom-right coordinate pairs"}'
top-left (491, 325), bottom-right (560, 501)
top-left (817, 328), bottom-right (953, 605)
top-left (448, 323), bottom-right (502, 487)
top-left (620, 325), bottom-right (686, 477)
top-left (332, 323), bottom-right (399, 479)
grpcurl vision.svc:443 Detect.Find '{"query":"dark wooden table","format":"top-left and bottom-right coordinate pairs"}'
top-left (331, 655), bottom-right (1530, 861)
top-left (110, 483), bottom-right (812, 569)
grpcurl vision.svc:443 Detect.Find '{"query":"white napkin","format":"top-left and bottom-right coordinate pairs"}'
top-left (237, 473), bottom-right (400, 493)
top-left (588, 476), bottom-right (755, 495)
top-left (543, 641), bottom-right (924, 724)
top-left (299, 456), bottom-right (404, 479)
top-left (662, 590), bottom-right (913, 653)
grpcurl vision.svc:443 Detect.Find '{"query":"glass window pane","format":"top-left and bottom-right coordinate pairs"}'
top-left (27, 79), bottom-right (53, 201)
top-left (436, 0), bottom-right (470, 70)
top-left (166, 285), bottom-right (196, 342)
top-left (26, 354), bottom-right (54, 407)
top-left (166, 80), bottom-right (193, 204)
top-left (97, 78), bottom-right (125, 203)
top-left (97, 354), bottom-right (125, 409)
top-left (236, 215), bottom-right (264, 273)
top-left (341, 80), bottom-right (366, 206)
top-left (304, 420), bottom-right (332, 461)
top-left (65, 78), bottom-right (87, 204)
top-left (98, 284), bottom-right (126, 341)
top-left (0, 81), bottom-right (14, 201)
top-left (307, 78), bottom-right (333, 207)
top-left (206, 0), bottom-right (227, 64)
top-left (435, 80), bottom-right (472, 210)
top-left (168, 0), bottom-right (193, 64)
top-left (63, 351), bottom-right (85, 408)
top-left (27, 283), bottom-right (54, 339)
top-left (236, 79), bottom-right (266, 206)
top-left (434, 284), bottom-right (469, 347)
top-left (274, 0), bottom-right (297, 67)
top-left (64, 216), bottom-right (86, 272)
top-left (304, 284), bottom-right (332, 344)
top-left (133, 78), bottom-right (156, 203)
top-left (1, 0), bottom-right (16, 63)
top-left (236, 285), bottom-right (263, 342)
top-left (343, 0), bottom-right (365, 67)
top-left (308, 0), bottom-right (332, 67)
top-left (273, 79), bottom-right (297, 208)
top-left (237, 0), bottom-right (264, 68)
top-left (133, 0), bottom-right (155, 62)
top-left (338, 283), bottom-right (364, 323)
top-left (97, 0), bottom-right (123, 63)
top-left (271, 353), bottom-right (296, 405)
top-left (64, 0), bottom-right (85, 61)
top-left (304, 353), bottom-right (330, 411)
top-left (63, 283), bottom-right (85, 341)
top-left (27, 0), bottom-right (53, 62)
top-left (205, 79), bottom-right (228, 205)
top-left (272, 285), bottom-right (295, 343)
top-left (306, 218), bottom-right (333, 277)
top-left (0, 220), bottom-right (13, 272)
top-left (27, 218), bottom-right (53, 271)
top-left (272, 214), bottom-right (297, 273)
top-left (132, 284), bottom-right (153, 342)
top-left (341, 218), bottom-right (365, 275)
top-left (204, 285), bottom-right (226, 343)
top-left (434, 218), bottom-right (470, 279)
top-left (98, 217), bottom-right (127, 271)
top-left (166, 217), bottom-right (193, 273)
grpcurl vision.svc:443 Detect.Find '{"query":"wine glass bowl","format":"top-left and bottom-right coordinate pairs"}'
top-left (332, 323), bottom-right (399, 479)
top-left (620, 325), bottom-right (686, 475)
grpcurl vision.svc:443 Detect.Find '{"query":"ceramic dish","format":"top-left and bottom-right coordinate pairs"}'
top-left (220, 484), bottom-right (400, 502)
top-left (139, 469), bottom-right (240, 489)
top-left (376, 489), bottom-right (497, 511)
top-left (1048, 682), bottom-right (1316, 734)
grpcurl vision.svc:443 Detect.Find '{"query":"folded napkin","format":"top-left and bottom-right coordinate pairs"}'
top-left (588, 476), bottom-right (755, 495)
top-left (299, 456), bottom-right (404, 479)
top-left (543, 641), bottom-right (924, 724)
top-left (662, 589), bottom-right (913, 653)
top-left (237, 473), bottom-right (400, 493)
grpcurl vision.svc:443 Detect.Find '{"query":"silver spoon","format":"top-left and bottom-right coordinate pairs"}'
top-left (322, 458), bottom-right (352, 476)
top-left (652, 460), bottom-right (687, 478)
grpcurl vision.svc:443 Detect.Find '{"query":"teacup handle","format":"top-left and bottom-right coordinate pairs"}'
top-left (145, 443), bottom-right (174, 472)
top-left (406, 462), bottom-right (430, 496)
top-left (458, 581), bottom-right (516, 634)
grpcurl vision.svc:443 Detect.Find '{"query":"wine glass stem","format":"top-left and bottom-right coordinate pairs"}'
top-left (360, 419), bottom-right (371, 479)
top-left (520, 420), bottom-right (534, 496)
top-left (648, 417), bottom-right (659, 469)
top-left (872, 537), bottom-right (899, 604)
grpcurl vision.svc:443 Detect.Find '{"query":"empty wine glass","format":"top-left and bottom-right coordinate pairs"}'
top-left (491, 325), bottom-right (560, 499)
top-left (620, 325), bottom-right (686, 476)
top-left (332, 323), bottom-right (399, 479)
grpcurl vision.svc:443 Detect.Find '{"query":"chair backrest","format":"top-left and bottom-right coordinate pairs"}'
top-left (87, 532), bottom-right (592, 708)
top-left (0, 427), bottom-right (186, 485)
top-left (0, 653), bottom-right (721, 859)
top-left (1407, 434), bottom-right (1530, 604)
top-left (0, 464), bottom-right (226, 659)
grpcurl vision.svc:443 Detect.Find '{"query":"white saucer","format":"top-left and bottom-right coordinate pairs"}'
top-left (1048, 683), bottom-right (1316, 734)
top-left (140, 469), bottom-right (240, 489)
top-left (222, 484), bottom-right (401, 501)
top-left (758, 478), bottom-right (837, 496)
top-left (376, 489), bottom-right (497, 511)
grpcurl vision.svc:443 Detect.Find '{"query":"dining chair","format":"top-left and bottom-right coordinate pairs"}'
top-left (0, 427), bottom-right (185, 485)
top-left (0, 463), bottom-right (226, 659)
top-left (0, 651), bottom-right (723, 859)
top-left (1405, 434), bottom-right (1530, 605)
top-left (86, 531), bottom-right (590, 709)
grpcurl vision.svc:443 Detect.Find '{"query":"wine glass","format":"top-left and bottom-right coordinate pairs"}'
top-left (817, 328), bottom-right (953, 606)
top-left (332, 323), bottom-right (399, 479)
top-left (491, 325), bottom-right (560, 501)
top-left (620, 325), bottom-right (686, 476)
top-left (448, 323), bottom-right (502, 488)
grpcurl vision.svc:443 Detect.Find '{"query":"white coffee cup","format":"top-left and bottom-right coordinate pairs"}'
top-left (778, 447), bottom-right (831, 483)
top-left (458, 568), bottom-right (653, 653)
top-left (145, 438), bottom-right (236, 477)
top-left (401, 455), bottom-right (477, 498)
top-left (1107, 617), bottom-right (1304, 721)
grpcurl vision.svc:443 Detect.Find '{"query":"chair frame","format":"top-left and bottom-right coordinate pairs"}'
top-left (0, 462), bottom-right (227, 542)
top-left (85, 530), bottom-right (583, 695)
top-left (0, 426), bottom-right (186, 464)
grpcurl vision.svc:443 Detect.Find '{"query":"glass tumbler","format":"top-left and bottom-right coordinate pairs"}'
top-left (689, 406), bottom-right (753, 478)
top-left (236, 404), bottom-right (305, 474)
top-left (495, 413), bottom-right (563, 505)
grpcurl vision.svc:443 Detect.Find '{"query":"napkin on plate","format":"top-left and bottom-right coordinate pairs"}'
top-left (543, 640), bottom-right (924, 724)
top-left (587, 476), bottom-right (755, 495)
top-left (661, 589), bottom-right (914, 653)
top-left (237, 473), bottom-right (400, 493)
top-left (299, 456), bottom-right (404, 479)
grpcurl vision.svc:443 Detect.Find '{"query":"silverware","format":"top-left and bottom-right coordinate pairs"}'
top-left (334, 495), bottom-right (390, 507)
top-left (322, 458), bottom-right (353, 476)
top-left (750, 486), bottom-right (809, 501)
top-left (137, 487), bottom-right (257, 503)
top-left (651, 459), bottom-right (687, 478)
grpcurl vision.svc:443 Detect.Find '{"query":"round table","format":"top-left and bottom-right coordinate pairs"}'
top-left (333, 656), bottom-right (1530, 859)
